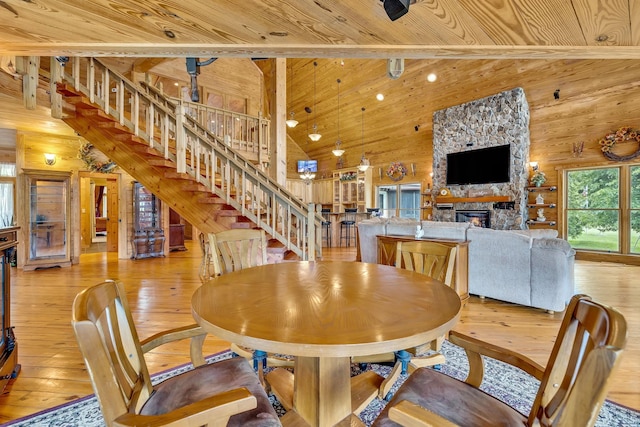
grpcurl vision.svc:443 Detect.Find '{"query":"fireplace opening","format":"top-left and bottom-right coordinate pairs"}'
top-left (456, 210), bottom-right (490, 228)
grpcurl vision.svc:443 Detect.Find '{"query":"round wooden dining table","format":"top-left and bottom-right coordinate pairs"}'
top-left (191, 260), bottom-right (461, 427)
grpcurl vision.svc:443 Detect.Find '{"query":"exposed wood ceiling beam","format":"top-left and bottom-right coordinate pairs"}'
top-left (2, 44), bottom-right (640, 59)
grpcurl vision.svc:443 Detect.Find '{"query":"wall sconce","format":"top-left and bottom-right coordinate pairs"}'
top-left (529, 161), bottom-right (539, 172)
top-left (44, 153), bottom-right (56, 166)
top-left (410, 163), bottom-right (416, 176)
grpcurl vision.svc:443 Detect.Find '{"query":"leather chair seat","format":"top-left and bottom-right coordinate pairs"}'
top-left (372, 367), bottom-right (527, 427)
top-left (141, 357), bottom-right (281, 427)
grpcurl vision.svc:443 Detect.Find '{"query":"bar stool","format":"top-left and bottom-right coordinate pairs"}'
top-left (321, 208), bottom-right (332, 248)
top-left (340, 208), bottom-right (358, 247)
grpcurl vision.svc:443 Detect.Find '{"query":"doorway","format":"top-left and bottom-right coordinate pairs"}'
top-left (80, 172), bottom-right (119, 253)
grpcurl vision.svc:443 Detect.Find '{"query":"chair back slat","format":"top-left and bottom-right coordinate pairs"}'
top-left (206, 229), bottom-right (268, 276)
top-left (395, 241), bottom-right (457, 287)
top-left (529, 295), bottom-right (627, 427)
top-left (72, 281), bottom-right (153, 425)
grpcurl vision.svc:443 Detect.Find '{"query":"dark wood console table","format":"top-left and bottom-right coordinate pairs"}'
top-left (0, 227), bottom-right (19, 392)
top-left (376, 234), bottom-right (469, 305)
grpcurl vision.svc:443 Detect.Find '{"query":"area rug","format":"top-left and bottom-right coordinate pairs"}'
top-left (3, 341), bottom-right (639, 427)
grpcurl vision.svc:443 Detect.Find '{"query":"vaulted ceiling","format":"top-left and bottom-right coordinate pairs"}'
top-left (1, 1), bottom-right (640, 172)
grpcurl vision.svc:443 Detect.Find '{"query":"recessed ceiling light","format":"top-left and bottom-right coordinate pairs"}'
top-left (376, 93), bottom-right (384, 101)
top-left (427, 73), bottom-right (437, 82)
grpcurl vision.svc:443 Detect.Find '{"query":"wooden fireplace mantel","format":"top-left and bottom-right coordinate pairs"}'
top-left (435, 195), bottom-right (511, 204)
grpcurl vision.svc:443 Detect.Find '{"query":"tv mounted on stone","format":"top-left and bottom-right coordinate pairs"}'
top-left (446, 144), bottom-right (511, 185)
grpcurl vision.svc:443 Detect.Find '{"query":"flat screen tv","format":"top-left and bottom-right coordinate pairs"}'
top-left (446, 144), bottom-right (510, 185)
top-left (297, 159), bottom-right (318, 173)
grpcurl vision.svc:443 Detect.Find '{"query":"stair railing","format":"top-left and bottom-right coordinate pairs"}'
top-left (167, 96), bottom-right (270, 165)
top-left (59, 57), bottom-right (321, 260)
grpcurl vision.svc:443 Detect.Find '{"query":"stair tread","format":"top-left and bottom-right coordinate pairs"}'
top-left (56, 75), bottom-right (313, 262)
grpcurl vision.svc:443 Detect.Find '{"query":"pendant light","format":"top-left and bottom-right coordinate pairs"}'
top-left (358, 107), bottom-right (370, 172)
top-left (332, 78), bottom-right (345, 157)
top-left (308, 61), bottom-right (322, 141)
top-left (285, 62), bottom-right (298, 128)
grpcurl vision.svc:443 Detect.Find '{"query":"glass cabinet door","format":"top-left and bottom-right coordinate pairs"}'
top-left (133, 182), bottom-right (161, 229)
top-left (132, 182), bottom-right (164, 259)
top-left (24, 171), bottom-right (71, 267)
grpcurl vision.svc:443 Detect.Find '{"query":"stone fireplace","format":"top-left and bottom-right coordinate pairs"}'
top-left (456, 210), bottom-right (490, 228)
top-left (432, 88), bottom-right (530, 230)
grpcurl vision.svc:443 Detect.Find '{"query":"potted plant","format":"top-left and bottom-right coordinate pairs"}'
top-left (531, 170), bottom-right (546, 187)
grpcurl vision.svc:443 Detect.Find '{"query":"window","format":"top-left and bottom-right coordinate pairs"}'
top-left (376, 182), bottom-right (420, 219)
top-left (0, 163), bottom-right (16, 228)
top-left (631, 165), bottom-right (640, 254)
top-left (566, 165), bottom-right (640, 255)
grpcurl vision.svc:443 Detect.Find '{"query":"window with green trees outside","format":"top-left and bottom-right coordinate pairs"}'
top-left (566, 165), bottom-right (640, 254)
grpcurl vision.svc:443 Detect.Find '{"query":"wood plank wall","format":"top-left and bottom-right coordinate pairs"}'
top-left (283, 58), bottom-right (640, 184)
top-left (14, 131), bottom-right (143, 264)
top-left (278, 58), bottom-right (640, 263)
top-left (4, 57), bottom-right (640, 264)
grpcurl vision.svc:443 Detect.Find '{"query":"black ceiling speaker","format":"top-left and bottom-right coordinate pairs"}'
top-left (383, 0), bottom-right (410, 21)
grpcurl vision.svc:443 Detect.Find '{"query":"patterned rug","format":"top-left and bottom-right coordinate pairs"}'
top-left (3, 341), bottom-right (639, 426)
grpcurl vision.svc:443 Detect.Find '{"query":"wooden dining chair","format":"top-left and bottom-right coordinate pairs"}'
top-left (72, 280), bottom-right (281, 427)
top-left (203, 229), bottom-right (294, 379)
top-left (207, 228), bottom-right (268, 276)
top-left (198, 231), bottom-right (215, 283)
top-left (373, 294), bottom-right (628, 427)
top-left (355, 240), bottom-right (458, 399)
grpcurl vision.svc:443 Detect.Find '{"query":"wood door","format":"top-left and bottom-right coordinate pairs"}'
top-left (105, 178), bottom-right (118, 252)
top-left (79, 176), bottom-right (92, 250)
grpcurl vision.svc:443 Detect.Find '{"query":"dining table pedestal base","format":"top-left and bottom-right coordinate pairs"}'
top-left (267, 356), bottom-right (383, 427)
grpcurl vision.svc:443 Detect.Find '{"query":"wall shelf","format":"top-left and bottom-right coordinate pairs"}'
top-left (421, 190), bottom-right (433, 220)
top-left (435, 195), bottom-right (511, 204)
top-left (526, 185), bottom-right (557, 229)
top-left (527, 203), bottom-right (556, 208)
top-left (526, 186), bottom-right (557, 192)
top-left (527, 220), bottom-right (557, 226)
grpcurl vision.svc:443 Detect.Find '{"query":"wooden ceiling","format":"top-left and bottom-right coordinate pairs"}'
top-left (1, 1), bottom-right (640, 172)
top-left (1, 0), bottom-right (639, 58)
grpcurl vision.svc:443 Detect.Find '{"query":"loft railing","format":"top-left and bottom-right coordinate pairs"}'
top-left (57, 57), bottom-right (321, 260)
top-left (166, 96), bottom-right (269, 165)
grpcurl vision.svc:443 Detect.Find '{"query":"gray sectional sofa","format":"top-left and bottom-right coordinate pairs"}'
top-left (357, 218), bottom-right (575, 312)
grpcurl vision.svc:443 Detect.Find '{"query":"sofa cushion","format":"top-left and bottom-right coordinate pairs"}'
top-left (359, 217), bottom-right (388, 225)
top-left (530, 238), bottom-right (576, 311)
top-left (356, 220), bottom-right (387, 263)
top-left (510, 229), bottom-right (559, 239)
top-left (383, 217), bottom-right (419, 237)
top-left (420, 220), bottom-right (471, 240)
top-left (467, 227), bottom-right (533, 306)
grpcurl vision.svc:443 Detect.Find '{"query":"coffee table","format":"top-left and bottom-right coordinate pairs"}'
top-left (191, 261), bottom-right (461, 427)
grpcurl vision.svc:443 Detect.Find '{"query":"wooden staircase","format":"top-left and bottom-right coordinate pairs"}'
top-left (53, 57), bottom-right (320, 260)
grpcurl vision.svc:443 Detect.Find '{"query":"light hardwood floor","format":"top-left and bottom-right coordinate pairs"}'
top-left (0, 240), bottom-right (638, 423)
